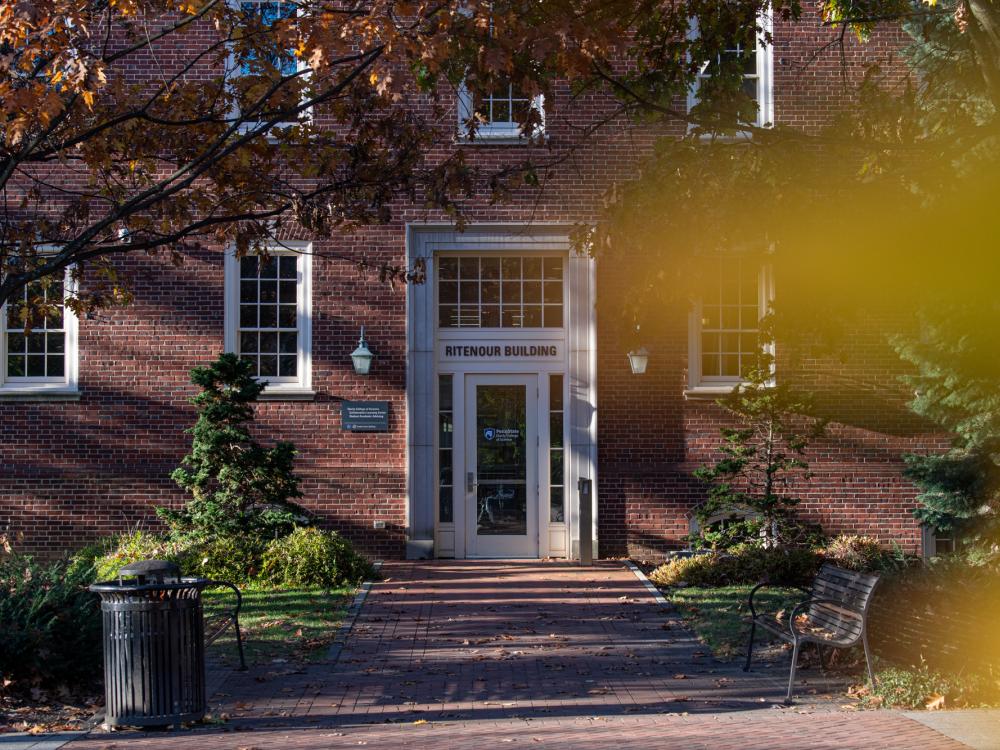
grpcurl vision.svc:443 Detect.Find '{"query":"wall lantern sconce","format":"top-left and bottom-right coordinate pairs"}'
top-left (627, 347), bottom-right (649, 375)
top-left (351, 326), bottom-right (374, 376)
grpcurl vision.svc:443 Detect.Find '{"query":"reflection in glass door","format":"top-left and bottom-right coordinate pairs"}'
top-left (466, 375), bottom-right (538, 557)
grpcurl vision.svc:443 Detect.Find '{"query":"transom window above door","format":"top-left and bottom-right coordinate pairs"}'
top-left (437, 255), bottom-right (563, 329)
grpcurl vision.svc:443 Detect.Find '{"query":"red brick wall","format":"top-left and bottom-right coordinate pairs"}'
top-left (1, 9), bottom-right (933, 560)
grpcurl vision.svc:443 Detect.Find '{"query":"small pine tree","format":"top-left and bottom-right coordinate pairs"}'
top-left (693, 348), bottom-right (827, 548)
top-left (158, 353), bottom-right (307, 542)
top-left (895, 305), bottom-right (1000, 549)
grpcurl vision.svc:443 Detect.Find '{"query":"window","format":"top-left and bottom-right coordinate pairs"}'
top-left (549, 373), bottom-right (565, 523)
top-left (0, 270), bottom-right (78, 397)
top-left (688, 257), bottom-right (770, 391)
top-left (687, 14), bottom-right (774, 130)
top-left (230, 0), bottom-right (306, 129)
top-left (224, 243), bottom-right (312, 398)
top-left (438, 374), bottom-right (454, 524)
top-left (458, 81), bottom-right (545, 141)
top-left (922, 525), bottom-right (958, 559)
top-left (437, 255), bottom-right (563, 329)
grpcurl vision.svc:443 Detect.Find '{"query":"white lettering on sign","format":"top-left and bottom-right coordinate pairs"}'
top-left (443, 344), bottom-right (558, 358)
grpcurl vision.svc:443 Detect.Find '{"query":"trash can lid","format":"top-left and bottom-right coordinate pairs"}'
top-left (118, 559), bottom-right (181, 578)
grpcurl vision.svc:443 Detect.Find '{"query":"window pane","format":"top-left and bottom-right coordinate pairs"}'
top-left (439, 281), bottom-right (457, 304)
top-left (240, 280), bottom-right (258, 303)
top-left (550, 487), bottom-right (564, 523)
top-left (259, 355), bottom-right (278, 376)
top-left (481, 257), bottom-right (500, 279)
top-left (259, 305), bottom-right (278, 327)
top-left (702, 353), bottom-right (720, 377)
top-left (501, 257), bottom-right (521, 278)
top-left (279, 304), bottom-right (297, 328)
top-left (260, 257), bottom-right (278, 278)
top-left (543, 305), bottom-right (562, 328)
top-left (459, 257), bottom-right (479, 279)
top-left (26, 355), bottom-right (45, 376)
top-left (7, 355), bottom-right (24, 377)
top-left (550, 374), bottom-right (564, 410)
top-left (523, 257), bottom-right (542, 278)
top-left (501, 281), bottom-right (521, 303)
top-left (439, 257), bottom-right (458, 280)
top-left (279, 331), bottom-right (297, 353)
top-left (438, 374), bottom-right (454, 524)
top-left (522, 305), bottom-right (542, 327)
top-left (460, 280), bottom-right (479, 303)
top-left (550, 412), bottom-right (563, 448)
top-left (523, 282), bottom-right (541, 303)
top-left (278, 354), bottom-right (297, 377)
top-left (439, 487), bottom-right (454, 524)
top-left (240, 305), bottom-right (257, 327)
top-left (439, 305), bottom-right (457, 328)
top-left (543, 257), bottom-right (563, 280)
top-left (7, 333), bottom-right (25, 354)
top-left (47, 354), bottom-right (64, 377)
top-left (27, 333), bottom-right (45, 353)
top-left (481, 305), bottom-right (500, 327)
top-left (481, 281), bottom-right (500, 304)
top-left (550, 448), bottom-right (564, 485)
top-left (721, 353), bottom-right (739, 376)
top-left (279, 255), bottom-right (297, 278)
top-left (260, 280), bottom-right (278, 303)
top-left (240, 332), bottom-right (258, 353)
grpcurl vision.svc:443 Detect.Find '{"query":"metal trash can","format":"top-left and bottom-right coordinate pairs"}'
top-left (89, 560), bottom-right (209, 729)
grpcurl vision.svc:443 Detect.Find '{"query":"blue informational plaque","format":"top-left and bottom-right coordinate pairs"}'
top-left (341, 400), bottom-right (390, 432)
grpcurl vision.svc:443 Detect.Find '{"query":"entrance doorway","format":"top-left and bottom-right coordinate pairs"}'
top-left (465, 374), bottom-right (538, 558)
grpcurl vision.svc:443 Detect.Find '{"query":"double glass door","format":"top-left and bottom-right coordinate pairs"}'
top-left (465, 374), bottom-right (538, 558)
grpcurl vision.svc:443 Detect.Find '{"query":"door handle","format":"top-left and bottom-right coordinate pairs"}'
top-left (467, 471), bottom-right (476, 493)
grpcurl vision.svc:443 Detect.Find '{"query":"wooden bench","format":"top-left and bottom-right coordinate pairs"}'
top-left (744, 563), bottom-right (880, 702)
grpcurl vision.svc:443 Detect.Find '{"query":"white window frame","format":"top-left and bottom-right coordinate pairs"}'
top-left (457, 84), bottom-right (545, 142)
top-left (224, 241), bottom-right (313, 400)
top-left (0, 266), bottom-right (79, 399)
top-left (686, 262), bottom-right (774, 397)
top-left (227, 0), bottom-right (312, 135)
top-left (686, 11), bottom-right (774, 132)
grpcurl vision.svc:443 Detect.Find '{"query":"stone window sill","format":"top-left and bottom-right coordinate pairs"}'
top-left (258, 387), bottom-right (316, 402)
top-left (0, 387), bottom-right (81, 402)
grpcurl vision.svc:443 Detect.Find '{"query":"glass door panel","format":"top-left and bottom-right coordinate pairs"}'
top-left (476, 384), bottom-right (528, 536)
top-left (465, 375), bottom-right (538, 557)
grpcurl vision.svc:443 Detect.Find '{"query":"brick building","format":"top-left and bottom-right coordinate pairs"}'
top-left (0, 6), bottom-right (947, 560)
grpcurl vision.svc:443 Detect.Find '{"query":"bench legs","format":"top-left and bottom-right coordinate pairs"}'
top-left (862, 631), bottom-right (876, 688)
top-left (233, 613), bottom-right (248, 671)
top-left (743, 620), bottom-right (757, 672)
top-left (786, 639), bottom-right (801, 704)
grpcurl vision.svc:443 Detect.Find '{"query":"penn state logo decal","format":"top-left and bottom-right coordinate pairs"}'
top-left (483, 428), bottom-right (496, 441)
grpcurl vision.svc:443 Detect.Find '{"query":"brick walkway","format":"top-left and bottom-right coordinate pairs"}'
top-left (68, 561), bottom-right (970, 749)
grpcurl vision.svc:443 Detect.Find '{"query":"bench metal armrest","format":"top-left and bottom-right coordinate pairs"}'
top-left (202, 579), bottom-right (247, 670)
top-left (747, 580), bottom-right (808, 619)
top-left (788, 597), bottom-right (864, 642)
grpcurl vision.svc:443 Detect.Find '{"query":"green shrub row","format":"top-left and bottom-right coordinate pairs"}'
top-left (649, 546), bottom-right (822, 588)
top-left (860, 663), bottom-right (998, 709)
top-left (90, 526), bottom-right (373, 589)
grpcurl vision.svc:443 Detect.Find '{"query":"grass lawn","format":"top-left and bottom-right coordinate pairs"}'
top-left (664, 585), bottom-right (804, 659)
top-left (202, 585), bottom-right (353, 667)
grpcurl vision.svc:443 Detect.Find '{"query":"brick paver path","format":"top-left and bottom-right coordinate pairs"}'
top-left (69, 561), bottom-right (970, 749)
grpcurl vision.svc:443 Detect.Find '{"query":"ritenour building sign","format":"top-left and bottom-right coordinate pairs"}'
top-left (439, 342), bottom-right (563, 361)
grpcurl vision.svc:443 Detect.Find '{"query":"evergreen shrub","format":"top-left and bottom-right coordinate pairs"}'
top-left (0, 550), bottom-right (101, 692)
top-left (260, 527), bottom-right (373, 588)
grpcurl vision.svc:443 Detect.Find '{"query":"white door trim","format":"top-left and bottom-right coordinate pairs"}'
top-left (405, 223), bottom-right (598, 560)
